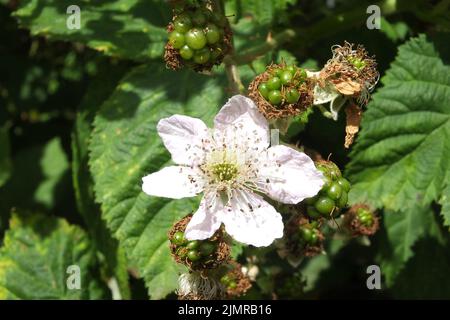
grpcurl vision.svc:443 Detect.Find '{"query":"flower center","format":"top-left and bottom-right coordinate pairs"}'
top-left (211, 163), bottom-right (238, 182)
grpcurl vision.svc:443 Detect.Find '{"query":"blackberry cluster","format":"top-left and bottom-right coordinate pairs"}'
top-left (165, 4), bottom-right (231, 71)
top-left (298, 221), bottom-right (321, 246)
top-left (258, 64), bottom-right (307, 105)
top-left (248, 63), bottom-right (314, 119)
top-left (305, 160), bottom-right (351, 219)
top-left (356, 207), bottom-right (374, 227)
top-left (171, 231), bottom-right (218, 267)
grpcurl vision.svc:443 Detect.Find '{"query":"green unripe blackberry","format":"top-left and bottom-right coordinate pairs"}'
top-left (165, 6), bottom-right (231, 72)
top-left (179, 45), bottom-right (194, 60)
top-left (304, 160), bottom-right (351, 219)
top-left (187, 250), bottom-right (201, 261)
top-left (285, 88), bottom-right (300, 104)
top-left (357, 208), bottom-right (374, 227)
top-left (199, 241), bottom-right (216, 256)
top-left (315, 196), bottom-right (335, 216)
top-left (248, 63), bottom-right (314, 119)
top-left (204, 23), bottom-right (220, 44)
top-left (299, 224), bottom-right (321, 246)
top-left (185, 28), bottom-right (207, 50)
top-left (172, 231), bottom-right (186, 245)
top-left (268, 90), bottom-right (282, 105)
top-left (258, 83), bottom-right (270, 99)
top-left (186, 240), bottom-right (200, 250)
top-left (267, 77), bottom-right (281, 90)
top-left (337, 177), bottom-right (351, 192)
top-left (169, 31), bottom-right (185, 49)
top-left (280, 70), bottom-right (293, 85)
top-left (193, 48), bottom-right (210, 64)
top-left (173, 13), bottom-right (193, 33)
top-left (327, 182), bottom-right (342, 200)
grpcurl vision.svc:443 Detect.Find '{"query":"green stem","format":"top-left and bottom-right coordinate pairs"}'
top-left (224, 56), bottom-right (245, 94)
top-left (317, 105), bottom-right (333, 119)
top-left (233, 29), bottom-right (296, 65)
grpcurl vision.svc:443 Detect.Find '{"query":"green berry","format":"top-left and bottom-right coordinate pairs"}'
top-left (176, 247), bottom-right (187, 259)
top-left (186, 240), bottom-right (200, 250)
top-left (274, 68), bottom-right (284, 77)
top-left (179, 45), bottom-right (194, 60)
top-left (172, 231), bottom-right (186, 246)
top-left (358, 214), bottom-right (372, 225)
top-left (169, 31), bottom-right (185, 49)
top-left (267, 77), bottom-right (281, 90)
top-left (300, 228), bottom-right (313, 242)
top-left (258, 83), bottom-right (270, 99)
top-left (191, 11), bottom-right (206, 26)
top-left (187, 250), bottom-right (201, 261)
top-left (199, 241), bottom-right (216, 256)
top-left (185, 28), bottom-right (207, 50)
top-left (286, 65), bottom-right (297, 75)
top-left (220, 275), bottom-right (231, 285)
top-left (310, 231), bottom-right (319, 245)
top-left (315, 196), bottom-right (335, 215)
top-left (327, 182), bottom-right (343, 201)
top-left (228, 281), bottom-right (237, 289)
top-left (173, 13), bottom-right (193, 33)
top-left (280, 70), bottom-right (293, 85)
top-left (337, 178), bottom-right (351, 192)
top-left (210, 46), bottom-right (223, 60)
top-left (193, 48), bottom-right (210, 64)
top-left (204, 23), bottom-right (220, 44)
top-left (268, 90), bottom-right (282, 105)
top-left (336, 191), bottom-right (348, 208)
top-left (285, 88), bottom-right (300, 104)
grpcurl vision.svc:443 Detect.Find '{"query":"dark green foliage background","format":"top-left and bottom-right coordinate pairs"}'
top-left (0, 0), bottom-right (449, 299)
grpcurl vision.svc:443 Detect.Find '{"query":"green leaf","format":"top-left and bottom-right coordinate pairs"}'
top-left (13, 0), bottom-right (170, 62)
top-left (0, 212), bottom-right (109, 299)
top-left (72, 64), bottom-right (131, 299)
top-left (0, 125), bottom-right (12, 188)
top-left (226, 0), bottom-right (296, 26)
top-left (390, 237), bottom-right (450, 299)
top-left (0, 137), bottom-right (70, 213)
top-left (347, 35), bottom-right (450, 226)
top-left (377, 207), bottom-right (430, 286)
top-left (89, 63), bottom-right (226, 299)
top-left (380, 17), bottom-right (409, 42)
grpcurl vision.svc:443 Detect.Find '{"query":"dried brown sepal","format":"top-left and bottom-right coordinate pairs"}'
top-left (168, 214), bottom-right (231, 271)
top-left (284, 213), bottom-right (324, 258)
top-left (344, 204), bottom-right (379, 237)
top-left (344, 103), bottom-right (363, 148)
top-left (248, 63), bottom-right (315, 119)
top-left (223, 261), bottom-right (252, 298)
top-left (320, 41), bottom-right (379, 104)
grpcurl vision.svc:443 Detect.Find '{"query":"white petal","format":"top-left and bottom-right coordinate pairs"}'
top-left (260, 145), bottom-right (324, 204)
top-left (214, 95), bottom-right (269, 149)
top-left (157, 115), bottom-right (209, 165)
top-left (330, 95), bottom-right (346, 120)
top-left (313, 83), bottom-right (340, 106)
top-left (219, 190), bottom-right (283, 247)
top-left (185, 193), bottom-right (223, 240)
top-left (142, 166), bottom-right (204, 199)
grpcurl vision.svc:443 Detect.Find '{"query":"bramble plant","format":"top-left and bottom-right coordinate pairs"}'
top-left (0, 0), bottom-right (449, 301)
